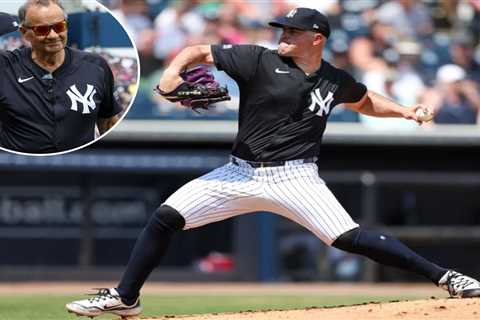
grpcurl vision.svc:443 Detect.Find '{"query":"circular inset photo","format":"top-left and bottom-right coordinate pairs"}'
top-left (0, 0), bottom-right (139, 155)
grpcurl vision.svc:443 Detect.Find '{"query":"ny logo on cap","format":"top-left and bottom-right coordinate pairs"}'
top-left (286, 8), bottom-right (297, 18)
top-left (66, 84), bottom-right (97, 114)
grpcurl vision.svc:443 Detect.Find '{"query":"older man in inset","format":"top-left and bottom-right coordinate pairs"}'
top-left (0, 0), bottom-right (122, 154)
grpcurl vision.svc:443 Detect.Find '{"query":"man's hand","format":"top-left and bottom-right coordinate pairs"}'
top-left (158, 69), bottom-right (184, 93)
top-left (158, 45), bottom-right (215, 93)
top-left (404, 105), bottom-right (434, 124)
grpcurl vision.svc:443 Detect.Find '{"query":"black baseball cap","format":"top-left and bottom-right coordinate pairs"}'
top-left (269, 7), bottom-right (331, 38)
top-left (0, 13), bottom-right (19, 36)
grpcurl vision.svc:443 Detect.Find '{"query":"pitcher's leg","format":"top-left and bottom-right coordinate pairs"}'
top-left (65, 204), bottom-right (183, 317)
top-left (265, 168), bottom-right (480, 297)
top-left (116, 205), bottom-right (185, 304)
top-left (332, 227), bottom-right (447, 283)
top-left (115, 164), bottom-right (258, 302)
top-left (266, 171), bottom-right (444, 281)
top-left (66, 164), bottom-right (261, 317)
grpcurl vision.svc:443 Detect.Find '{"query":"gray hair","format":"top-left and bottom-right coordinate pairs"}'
top-left (18, 0), bottom-right (66, 26)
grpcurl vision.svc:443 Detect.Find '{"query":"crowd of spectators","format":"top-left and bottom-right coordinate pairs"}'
top-left (0, 36), bottom-right (23, 51)
top-left (104, 0), bottom-right (480, 126)
top-left (0, 35), bottom-right (138, 112)
top-left (96, 50), bottom-right (138, 112)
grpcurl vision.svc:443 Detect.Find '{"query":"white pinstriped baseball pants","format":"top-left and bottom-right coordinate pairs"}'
top-left (164, 156), bottom-right (359, 245)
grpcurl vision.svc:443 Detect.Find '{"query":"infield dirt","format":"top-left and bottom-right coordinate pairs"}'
top-left (143, 298), bottom-right (480, 320)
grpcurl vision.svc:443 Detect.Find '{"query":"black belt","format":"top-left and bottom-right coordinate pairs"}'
top-left (230, 156), bottom-right (316, 168)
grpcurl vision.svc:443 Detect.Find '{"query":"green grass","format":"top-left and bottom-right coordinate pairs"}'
top-left (0, 294), bottom-right (416, 320)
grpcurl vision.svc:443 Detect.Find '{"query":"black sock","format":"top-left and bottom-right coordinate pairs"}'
top-left (116, 205), bottom-right (185, 305)
top-left (332, 228), bottom-right (447, 284)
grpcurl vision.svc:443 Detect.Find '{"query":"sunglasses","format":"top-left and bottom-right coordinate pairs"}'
top-left (23, 20), bottom-right (68, 37)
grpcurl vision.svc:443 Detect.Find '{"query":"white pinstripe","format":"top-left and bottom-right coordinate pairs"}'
top-left (163, 158), bottom-right (358, 245)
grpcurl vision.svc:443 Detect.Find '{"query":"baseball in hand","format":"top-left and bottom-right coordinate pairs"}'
top-left (415, 108), bottom-right (434, 122)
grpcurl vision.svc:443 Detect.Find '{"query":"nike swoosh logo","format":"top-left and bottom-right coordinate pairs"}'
top-left (102, 303), bottom-right (123, 310)
top-left (275, 68), bottom-right (290, 74)
top-left (18, 76), bottom-right (34, 83)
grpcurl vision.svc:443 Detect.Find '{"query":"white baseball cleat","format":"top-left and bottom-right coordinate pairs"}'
top-left (65, 288), bottom-right (142, 318)
top-left (438, 270), bottom-right (480, 298)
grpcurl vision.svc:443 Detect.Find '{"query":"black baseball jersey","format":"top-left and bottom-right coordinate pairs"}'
top-left (0, 46), bottom-right (122, 153)
top-left (211, 44), bottom-right (367, 161)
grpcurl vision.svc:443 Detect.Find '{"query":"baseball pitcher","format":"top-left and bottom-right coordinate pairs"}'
top-left (66, 7), bottom-right (479, 318)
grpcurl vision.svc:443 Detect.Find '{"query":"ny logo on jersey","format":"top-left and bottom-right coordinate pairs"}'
top-left (66, 84), bottom-right (97, 114)
top-left (286, 8), bottom-right (297, 18)
top-left (308, 89), bottom-right (334, 117)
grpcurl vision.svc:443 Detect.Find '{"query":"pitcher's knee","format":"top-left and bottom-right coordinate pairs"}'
top-left (333, 227), bottom-right (397, 256)
top-left (146, 205), bottom-right (185, 233)
top-left (332, 227), bottom-right (361, 252)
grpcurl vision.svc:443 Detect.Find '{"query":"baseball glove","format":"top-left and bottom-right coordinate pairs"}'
top-left (155, 66), bottom-right (230, 110)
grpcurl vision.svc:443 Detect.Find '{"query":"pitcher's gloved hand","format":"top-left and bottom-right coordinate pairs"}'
top-left (155, 65), bottom-right (230, 111)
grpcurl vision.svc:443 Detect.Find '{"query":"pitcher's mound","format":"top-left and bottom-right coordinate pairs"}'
top-left (142, 297), bottom-right (480, 320)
